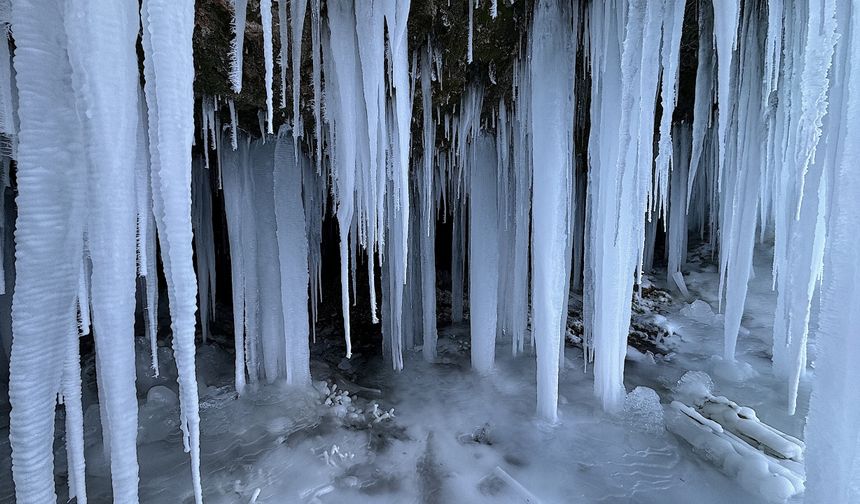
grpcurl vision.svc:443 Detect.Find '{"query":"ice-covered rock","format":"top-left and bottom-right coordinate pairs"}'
top-left (672, 370), bottom-right (714, 406)
top-left (146, 385), bottom-right (179, 408)
top-left (680, 299), bottom-right (718, 324)
top-left (623, 386), bottom-right (664, 435)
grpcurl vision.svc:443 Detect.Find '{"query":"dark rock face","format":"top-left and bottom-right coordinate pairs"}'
top-left (191, 0), bottom-right (700, 157)
top-left (191, 0), bottom-right (529, 142)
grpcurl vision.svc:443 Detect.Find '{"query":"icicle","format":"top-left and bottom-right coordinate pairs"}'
top-left (277, 0), bottom-right (289, 109)
top-left (290, 0), bottom-right (308, 144)
top-left (653, 0), bottom-right (686, 220)
top-left (311, 0), bottom-right (322, 173)
top-left (450, 197), bottom-right (465, 323)
top-left (718, 3), bottom-right (765, 361)
top-left (686, 2), bottom-right (714, 210)
top-left (418, 151), bottom-right (437, 362)
top-left (274, 129), bottom-right (312, 385)
top-left (64, 0), bottom-right (142, 500)
top-left (0, 18), bottom-right (15, 159)
top-left (62, 316), bottom-right (87, 504)
top-left (666, 123), bottom-right (691, 287)
top-left (469, 134), bottom-right (499, 373)
top-left (388, 0), bottom-right (412, 267)
top-left (421, 44), bottom-right (437, 240)
top-left (585, 0), bottom-right (660, 412)
top-left (220, 135), bottom-right (247, 395)
top-left (804, 6), bottom-right (860, 501)
top-left (771, 0), bottom-right (838, 414)
top-left (8, 1), bottom-right (88, 501)
top-left (355, 0), bottom-right (387, 325)
top-left (192, 161), bottom-right (215, 344)
top-left (230, 98), bottom-right (239, 150)
top-left (510, 86), bottom-right (531, 355)
top-left (712, 0), bottom-right (740, 188)
top-left (528, 0), bottom-right (574, 422)
top-left (230, 0), bottom-right (249, 93)
top-left (249, 139), bottom-right (285, 383)
top-left (467, 0), bottom-right (474, 63)
top-left (140, 1), bottom-right (203, 500)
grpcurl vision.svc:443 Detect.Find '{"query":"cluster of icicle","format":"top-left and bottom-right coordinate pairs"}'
top-left (4, 0), bottom-right (202, 502)
top-left (3, 0), bottom-right (860, 502)
top-left (218, 129), bottom-right (316, 392)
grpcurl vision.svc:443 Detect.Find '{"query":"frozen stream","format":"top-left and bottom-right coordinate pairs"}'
top-left (0, 245), bottom-right (808, 503)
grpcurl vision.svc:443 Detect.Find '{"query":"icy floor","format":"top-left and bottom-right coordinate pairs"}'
top-left (0, 246), bottom-right (811, 503)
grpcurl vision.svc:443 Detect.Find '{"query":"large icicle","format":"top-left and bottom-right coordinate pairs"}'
top-left (585, 0), bottom-right (660, 412)
top-left (469, 134), bottom-right (499, 373)
top-left (803, 6), bottom-right (860, 501)
top-left (140, 1), bottom-right (203, 500)
top-left (528, 0), bottom-right (574, 422)
top-left (770, 0), bottom-right (837, 414)
top-left (384, 0), bottom-right (413, 286)
top-left (355, 0), bottom-right (387, 325)
top-left (325, 1), bottom-right (362, 358)
top-left (274, 129), bottom-right (312, 385)
top-left (666, 123), bottom-right (692, 288)
top-left (418, 42), bottom-right (437, 362)
top-left (250, 140), bottom-right (286, 382)
top-left (8, 2), bottom-right (87, 500)
top-left (220, 136), bottom-right (248, 395)
top-left (64, 1), bottom-right (142, 499)
top-left (718, 3), bottom-right (764, 361)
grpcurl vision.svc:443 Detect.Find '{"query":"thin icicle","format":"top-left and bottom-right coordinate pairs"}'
top-left (141, 0), bottom-right (202, 500)
top-left (230, 0), bottom-right (249, 93)
top-left (277, 0), bottom-right (289, 109)
top-left (290, 0), bottom-right (308, 145)
top-left (261, 0), bottom-right (275, 134)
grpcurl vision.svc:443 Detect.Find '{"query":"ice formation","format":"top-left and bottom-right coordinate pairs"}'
top-left (3, 0), bottom-right (860, 502)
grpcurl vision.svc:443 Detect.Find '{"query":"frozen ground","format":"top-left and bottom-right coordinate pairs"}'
top-left (0, 245), bottom-right (810, 503)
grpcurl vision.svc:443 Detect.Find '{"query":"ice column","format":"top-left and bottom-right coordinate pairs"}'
top-left (469, 134), bottom-right (499, 373)
top-left (274, 129), bottom-right (312, 386)
top-left (528, 0), bottom-right (574, 422)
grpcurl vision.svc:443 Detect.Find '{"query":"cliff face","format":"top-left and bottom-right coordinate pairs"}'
top-left (192, 0), bottom-right (528, 142)
top-left (191, 0), bottom-right (699, 154)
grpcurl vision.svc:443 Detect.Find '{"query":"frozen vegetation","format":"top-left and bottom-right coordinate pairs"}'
top-left (0, 0), bottom-right (859, 503)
